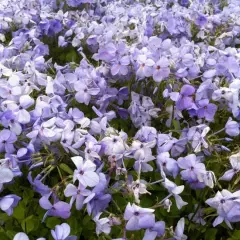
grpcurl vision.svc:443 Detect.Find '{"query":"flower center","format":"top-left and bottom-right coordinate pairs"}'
top-left (134, 212), bottom-right (139, 216)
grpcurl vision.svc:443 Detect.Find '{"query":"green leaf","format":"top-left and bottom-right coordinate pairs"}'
top-left (13, 203), bottom-right (25, 220)
top-left (22, 189), bottom-right (34, 205)
top-left (59, 163), bottom-right (73, 175)
top-left (204, 228), bottom-right (217, 240)
top-left (172, 119), bottom-right (180, 131)
top-left (21, 215), bottom-right (39, 233)
top-left (5, 231), bottom-right (16, 239)
top-left (46, 217), bottom-right (61, 229)
top-left (228, 230), bottom-right (240, 240)
top-left (0, 232), bottom-right (9, 240)
top-left (83, 215), bottom-right (91, 226)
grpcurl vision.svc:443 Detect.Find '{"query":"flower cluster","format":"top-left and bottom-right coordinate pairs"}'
top-left (0, 0), bottom-right (239, 239)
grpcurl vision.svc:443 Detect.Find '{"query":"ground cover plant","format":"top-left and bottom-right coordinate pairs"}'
top-left (0, 0), bottom-right (240, 239)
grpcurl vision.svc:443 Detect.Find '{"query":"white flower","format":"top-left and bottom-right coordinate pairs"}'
top-left (94, 212), bottom-right (111, 235)
top-left (72, 156), bottom-right (99, 187)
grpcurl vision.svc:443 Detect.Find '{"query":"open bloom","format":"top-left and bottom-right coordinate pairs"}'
top-left (94, 212), bottom-right (111, 235)
top-left (206, 190), bottom-right (240, 229)
top-left (111, 56), bottom-right (130, 76)
top-left (124, 203), bottom-right (155, 231)
top-left (72, 156), bottom-right (99, 187)
top-left (178, 154), bottom-right (206, 183)
top-left (64, 183), bottom-right (95, 210)
top-left (0, 129), bottom-right (17, 153)
top-left (136, 55), bottom-right (155, 78)
top-left (153, 57), bottom-right (170, 82)
top-left (74, 80), bottom-right (100, 105)
top-left (176, 85), bottom-right (195, 110)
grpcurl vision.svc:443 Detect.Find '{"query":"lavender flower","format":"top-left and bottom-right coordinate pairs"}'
top-left (0, 130), bottom-right (17, 153)
top-left (72, 156), bottom-right (99, 187)
top-left (219, 152), bottom-right (240, 181)
top-left (93, 212), bottom-right (111, 235)
top-left (51, 223), bottom-right (77, 240)
top-left (124, 203), bottom-right (155, 231)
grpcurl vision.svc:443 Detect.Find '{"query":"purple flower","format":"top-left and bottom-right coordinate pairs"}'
top-left (196, 99), bottom-right (218, 122)
top-left (28, 172), bottom-right (51, 196)
top-left (219, 152), bottom-right (240, 181)
top-left (153, 57), bottom-right (170, 82)
top-left (49, 19), bottom-right (63, 35)
top-left (134, 126), bottom-right (157, 142)
top-left (0, 166), bottom-right (14, 190)
top-left (72, 156), bottom-right (99, 187)
top-left (157, 134), bottom-right (176, 153)
top-left (173, 218), bottom-right (187, 240)
top-left (86, 173), bottom-right (111, 217)
top-left (15, 95), bottom-right (34, 124)
top-left (86, 193), bottom-right (111, 217)
top-left (195, 14), bottom-right (208, 27)
top-left (111, 56), bottom-right (130, 76)
top-left (66, 0), bottom-right (82, 7)
top-left (187, 125), bottom-right (210, 153)
top-left (128, 179), bottom-right (150, 204)
top-left (13, 232), bottom-right (30, 240)
top-left (0, 129), bottom-right (17, 153)
top-left (176, 85), bottom-right (195, 110)
top-left (124, 203), bottom-right (155, 231)
top-left (188, 205), bottom-right (206, 225)
top-left (13, 232), bottom-right (44, 240)
top-left (51, 223), bottom-right (77, 240)
top-left (178, 154), bottom-right (206, 183)
top-left (94, 212), bottom-right (111, 235)
top-left (162, 178), bottom-right (187, 210)
top-left (64, 183), bottom-right (95, 210)
top-left (225, 117), bottom-right (240, 137)
top-left (39, 195), bottom-right (71, 221)
top-left (136, 55), bottom-right (155, 78)
top-left (0, 194), bottom-right (21, 216)
top-left (143, 221), bottom-right (165, 240)
top-left (74, 81), bottom-right (100, 105)
top-left (157, 152), bottom-right (179, 178)
top-left (206, 190), bottom-right (240, 229)
top-left (101, 134), bottom-right (126, 155)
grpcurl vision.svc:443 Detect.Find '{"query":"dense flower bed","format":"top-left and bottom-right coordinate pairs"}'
top-left (0, 0), bottom-right (240, 239)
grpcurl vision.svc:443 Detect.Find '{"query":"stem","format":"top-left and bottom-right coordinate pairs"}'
top-left (149, 179), bottom-right (164, 185)
top-left (209, 128), bottom-right (225, 137)
top-left (112, 199), bottom-right (122, 213)
top-left (40, 166), bottom-right (55, 181)
top-left (152, 193), bottom-right (172, 209)
top-left (137, 161), bottom-right (142, 180)
top-left (159, 193), bottom-right (172, 204)
top-left (57, 166), bottom-right (63, 180)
